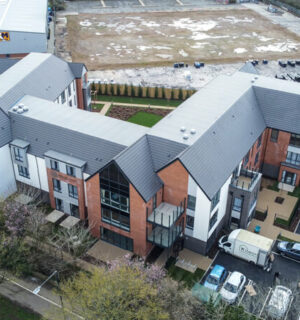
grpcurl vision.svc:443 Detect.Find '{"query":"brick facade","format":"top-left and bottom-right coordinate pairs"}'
top-left (75, 78), bottom-right (84, 110)
top-left (0, 53), bottom-right (27, 59)
top-left (279, 164), bottom-right (300, 186)
top-left (46, 168), bottom-right (86, 220)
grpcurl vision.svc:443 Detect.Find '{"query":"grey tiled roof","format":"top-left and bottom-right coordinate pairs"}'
top-left (114, 136), bottom-right (163, 202)
top-left (0, 59), bottom-right (18, 74)
top-left (239, 62), bottom-right (259, 75)
top-left (68, 62), bottom-right (86, 78)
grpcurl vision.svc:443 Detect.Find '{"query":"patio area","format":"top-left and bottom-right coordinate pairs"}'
top-left (176, 249), bottom-right (212, 272)
top-left (87, 240), bottom-right (133, 263)
top-left (248, 187), bottom-right (300, 242)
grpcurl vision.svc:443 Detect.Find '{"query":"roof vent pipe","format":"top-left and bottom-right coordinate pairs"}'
top-left (23, 106), bottom-right (29, 112)
top-left (183, 134), bottom-right (189, 140)
top-left (12, 106), bottom-right (18, 112)
top-left (17, 109), bottom-right (23, 114)
top-left (180, 126), bottom-right (186, 132)
top-left (190, 128), bottom-right (196, 134)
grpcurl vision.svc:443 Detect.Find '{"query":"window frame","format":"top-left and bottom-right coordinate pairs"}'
top-left (14, 147), bottom-right (23, 162)
top-left (68, 184), bottom-right (78, 199)
top-left (211, 189), bottom-right (220, 212)
top-left (50, 159), bottom-right (59, 171)
top-left (233, 197), bottom-right (243, 213)
top-left (186, 215), bottom-right (194, 230)
top-left (289, 134), bottom-right (300, 148)
top-left (209, 210), bottom-right (218, 231)
top-left (66, 165), bottom-right (75, 177)
top-left (53, 178), bottom-right (62, 193)
top-left (187, 195), bottom-right (196, 211)
top-left (61, 90), bottom-right (66, 104)
top-left (17, 165), bottom-right (29, 178)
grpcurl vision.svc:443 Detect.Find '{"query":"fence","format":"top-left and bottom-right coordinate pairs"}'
top-left (273, 198), bottom-right (300, 229)
top-left (263, 0), bottom-right (300, 16)
top-left (91, 82), bottom-right (196, 101)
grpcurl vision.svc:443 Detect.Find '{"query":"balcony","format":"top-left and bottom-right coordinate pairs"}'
top-left (147, 200), bottom-right (185, 228)
top-left (230, 168), bottom-right (261, 191)
top-left (147, 224), bottom-right (183, 248)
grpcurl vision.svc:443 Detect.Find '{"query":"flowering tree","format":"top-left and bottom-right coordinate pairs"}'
top-left (3, 201), bottom-right (28, 238)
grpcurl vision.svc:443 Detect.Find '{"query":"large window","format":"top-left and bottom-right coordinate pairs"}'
top-left (186, 215), bottom-right (194, 230)
top-left (70, 204), bottom-right (79, 218)
top-left (209, 210), bottom-right (218, 231)
top-left (270, 129), bottom-right (279, 142)
top-left (281, 171), bottom-right (297, 186)
top-left (286, 152), bottom-right (300, 166)
top-left (61, 91), bottom-right (66, 104)
top-left (289, 134), bottom-right (300, 148)
top-left (101, 227), bottom-right (133, 251)
top-left (55, 198), bottom-right (63, 211)
top-left (254, 151), bottom-right (260, 165)
top-left (257, 134), bottom-right (262, 147)
top-left (233, 197), bottom-right (243, 213)
top-left (53, 179), bottom-right (61, 192)
top-left (187, 195), bottom-right (196, 211)
top-left (18, 165), bottom-right (29, 178)
top-left (244, 151), bottom-right (250, 165)
top-left (211, 189), bottom-right (220, 212)
top-left (68, 184), bottom-right (78, 199)
top-left (14, 147), bottom-right (23, 162)
top-left (100, 163), bottom-right (129, 212)
top-left (68, 84), bottom-right (71, 96)
top-left (101, 205), bottom-right (130, 231)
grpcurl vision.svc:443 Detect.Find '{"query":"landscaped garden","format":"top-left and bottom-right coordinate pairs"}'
top-left (91, 103), bottom-right (104, 112)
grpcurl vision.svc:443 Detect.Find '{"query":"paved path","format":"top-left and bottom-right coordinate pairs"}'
top-left (93, 100), bottom-right (176, 115)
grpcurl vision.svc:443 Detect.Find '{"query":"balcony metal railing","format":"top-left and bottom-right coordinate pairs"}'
top-left (146, 199), bottom-right (186, 228)
top-left (230, 168), bottom-right (260, 191)
top-left (147, 223), bottom-right (183, 248)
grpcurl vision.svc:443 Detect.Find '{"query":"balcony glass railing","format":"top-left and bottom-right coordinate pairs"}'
top-left (147, 224), bottom-right (182, 248)
top-left (147, 199), bottom-right (185, 228)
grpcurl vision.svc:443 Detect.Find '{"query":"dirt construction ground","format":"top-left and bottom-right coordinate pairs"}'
top-left (64, 9), bottom-right (300, 70)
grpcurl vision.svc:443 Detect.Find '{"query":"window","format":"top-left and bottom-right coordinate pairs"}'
top-left (233, 197), bottom-right (243, 212)
top-left (152, 194), bottom-right (157, 212)
top-left (18, 165), bottom-right (29, 178)
top-left (14, 147), bottom-right (23, 162)
top-left (50, 160), bottom-right (59, 171)
top-left (286, 152), bottom-right (300, 166)
top-left (69, 100), bottom-right (72, 107)
top-left (73, 81), bottom-right (75, 91)
top-left (66, 165), bottom-right (75, 177)
top-left (244, 151), bottom-right (250, 165)
top-left (53, 179), bottom-right (61, 192)
top-left (270, 129), bottom-right (279, 142)
top-left (68, 84), bottom-right (71, 96)
top-left (101, 205), bottom-right (130, 231)
top-left (209, 210), bottom-right (218, 231)
top-left (211, 189), bottom-right (220, 212)
top-left (101, 189), bottom-right (129, 213)
top-left (55, 198), bottom-right (63, 211)
top-left (101, 227), bottom-right (133, 251)
top-left (70, 204), bottom-right (79, 218)
top-left (257, 134), bottom-right (262, 147)
top-left (290, 134), bottom-right (300, 148)
top-left (68, 184), bottom-right (78, 199)
top-left (254, 151), bottom-right (260, 165)
top-left (74, 95), bottom-right (77, 106)
top-left (61, 91), bottom-right (66, 104)
top-left (187, 195), bottom-right (196, 211)
top-left (186, 215), bottom-right (194, 230)
top-left (281, 171), bottom-right (297, 186)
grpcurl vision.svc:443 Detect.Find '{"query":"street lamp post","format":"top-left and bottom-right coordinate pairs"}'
top-left (33, 270), bottom-right (57, 295)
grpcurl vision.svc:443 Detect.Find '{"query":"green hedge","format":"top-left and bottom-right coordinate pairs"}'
top-left (274, 198), bottom-right (299, 228)
top-left (267, 182), bottom-right (280, 192)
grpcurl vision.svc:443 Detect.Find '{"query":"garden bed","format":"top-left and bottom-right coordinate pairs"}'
top-left (107, 105), bottom-right (170, 126)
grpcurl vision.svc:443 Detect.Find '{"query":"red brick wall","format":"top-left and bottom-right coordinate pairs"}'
top-left (75, 78), bottom-right (84, 110)
top-left (0, 53), bottom-right (27, 59)
top-left (243, 130), bottom-right (266, 171)
top-left (263, 129), bottom-right (290, 168)
top-left (46, 168), bottom-right (86, 220)
top-left (158, 160), bottom-right (188, 228)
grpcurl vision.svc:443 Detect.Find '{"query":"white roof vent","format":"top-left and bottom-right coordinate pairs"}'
top-left (180, 126), bottom-right (186, 132)
top-left (18, 103), bottom-right (24, 108)
top-left (190, 128), bottom-right (196, 134)
top-left (12, 106), bottom-right (18, 112)
top-left (183, 134), bottom-right (189, 140)
top-left (23, 106), bottom-right (29, 112)
top-left (17, 108), bottom-right (23, 114)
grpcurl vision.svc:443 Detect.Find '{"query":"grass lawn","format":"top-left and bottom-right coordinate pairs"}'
top-left (96, 95), bottom-right (182, 107)
top-left (0, 295), bottom-right (41, 320)
top-left (127, 111), bottom-right (163, 127)
top-left (91, 103), bottom-right (105, 111)
top-left (277, 234), bottom-right (295, 242)
top-left (166, 258), bottom-right (205, 289)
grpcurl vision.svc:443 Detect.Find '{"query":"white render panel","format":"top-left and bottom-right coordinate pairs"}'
top-left (36, 157), bottom-right (48, 192)
top-left (287, 145), bottom-right (300, 154)
top-left (0, 144), bottom-right (17, 198)
top-left (188, 174), bottom-right (197, 196)
top-left (192, 182), bottom-right (211, 242)
top-left (208, 175), bottom-right (231, 238)
top-left (14, 153), bottom-right (41, 189)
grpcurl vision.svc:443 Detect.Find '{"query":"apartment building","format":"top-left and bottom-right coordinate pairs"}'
top-left (0, 0), bottom-right (48, 58)
top-left (1, 53), bottom-right (300, 257)
top-left (0, 53), bottom-right (89, 199)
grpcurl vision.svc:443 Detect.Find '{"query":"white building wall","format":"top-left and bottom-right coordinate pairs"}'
top-left (0, 144), bottom-right (17, 199)
top-left (83, 173), bottom-right (90, 207)
top-left (54, 80), bottom-right (77, 108)
top-left (36, 157), bottom-right (49, 192)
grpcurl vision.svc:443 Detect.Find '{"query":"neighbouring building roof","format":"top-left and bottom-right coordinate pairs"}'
top-left (0, 58), bottom-right (18, 74)
top-left (0, 53), bottom-right (81, 148)
top-left (68, 62), bottom-right (87, 79)
top-left (9, 95), bottom-right (148, 175)
top-left (0, 0), bottom-right (47, 33)
top-left (239, 62), bottom-right (259, 75)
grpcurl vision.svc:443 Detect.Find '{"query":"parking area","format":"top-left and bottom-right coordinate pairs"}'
top-left (202, 251), bottom-right (300, 319)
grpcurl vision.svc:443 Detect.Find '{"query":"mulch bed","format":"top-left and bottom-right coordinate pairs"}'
top-left (107, 105), bottom-right (171, 121)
